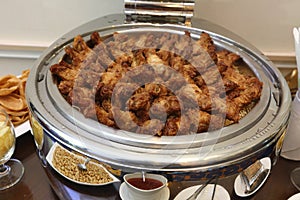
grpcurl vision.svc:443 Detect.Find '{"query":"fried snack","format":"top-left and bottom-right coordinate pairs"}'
top-left (0, 76), bottom-right (19, 96)
top-left (0, 69), bottom-right (30, 126)
top-left (51, 31), bottom-right (263, 136)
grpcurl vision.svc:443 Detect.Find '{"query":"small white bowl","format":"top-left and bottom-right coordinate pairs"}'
top-left (123, 173), bottom-right (168, 199)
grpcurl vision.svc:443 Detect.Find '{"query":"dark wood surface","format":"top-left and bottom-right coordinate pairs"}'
top-left (0, 131), bottom-right (299, 200)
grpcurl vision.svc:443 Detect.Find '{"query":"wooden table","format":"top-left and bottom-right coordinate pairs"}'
top-left (0, 131), bottom-right (299, 200)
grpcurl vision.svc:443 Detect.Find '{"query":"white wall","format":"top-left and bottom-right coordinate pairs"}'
top-left (0, 0), bottom-right (123, 47)
top-left (195, 0), bottom-right (300, 57)
top-left (0, 0), bottom-right (299, 75)
top-left (0, 0), bottom-right (123, 75)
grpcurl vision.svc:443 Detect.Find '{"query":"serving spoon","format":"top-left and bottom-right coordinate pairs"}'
top-left (77, 158), bottom-right (91, 171)
top-left (142, 171), bottom-right (146, 182)
top-left (244, 169), bottom-right (269, 194)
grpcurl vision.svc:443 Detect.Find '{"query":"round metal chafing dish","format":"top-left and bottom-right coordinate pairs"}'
top-left (26, 0), bottom-right (290, 184)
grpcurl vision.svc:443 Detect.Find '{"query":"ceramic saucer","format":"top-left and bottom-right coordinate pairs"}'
top-left (174, 184), bottom-right (230, 200)
top-left (234, 157), bottom-right (271, 197)
top-left (288, 193), bottom-right (300, 200)
top-left (119, 182), bottom-right (170, 200)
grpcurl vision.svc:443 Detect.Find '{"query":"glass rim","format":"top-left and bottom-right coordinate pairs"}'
top-left (0, 108), bottom-right (9, 128)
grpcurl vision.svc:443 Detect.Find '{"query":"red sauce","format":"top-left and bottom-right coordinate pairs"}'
top-left (127, 177), bottom-right (163, 190)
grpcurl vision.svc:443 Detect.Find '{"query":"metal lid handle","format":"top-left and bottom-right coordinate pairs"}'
top-left (124, 0), bottom-right (195, 26)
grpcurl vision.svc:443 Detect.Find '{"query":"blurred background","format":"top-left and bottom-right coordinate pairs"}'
top-left (0, 0), bottom-right (298, 76)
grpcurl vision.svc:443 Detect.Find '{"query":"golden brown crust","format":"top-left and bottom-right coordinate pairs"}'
top-left (197, 32), bottom-right (218, 64)
top-left (50, 31), bottom-right (263, 136)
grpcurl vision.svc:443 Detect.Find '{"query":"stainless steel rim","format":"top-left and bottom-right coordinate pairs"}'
top-left (26, 14), bottom-right (291, 172)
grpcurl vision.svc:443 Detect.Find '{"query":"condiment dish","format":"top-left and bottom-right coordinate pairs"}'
top-left (123, 172), bottom-right (168, 199)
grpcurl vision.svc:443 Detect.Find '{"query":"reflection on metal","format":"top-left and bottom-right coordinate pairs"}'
top-left (29, 114), bottom-right (44, 150)
top-left (26, 13), bottom-right (291, 178)
top-left (124, 0), bottom-right (195, 26)
top-left (284, 68), bottom-right (298, 99)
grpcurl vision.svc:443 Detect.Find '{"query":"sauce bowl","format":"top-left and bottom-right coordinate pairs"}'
top-left (123, 173), bottom-right (168, 199)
